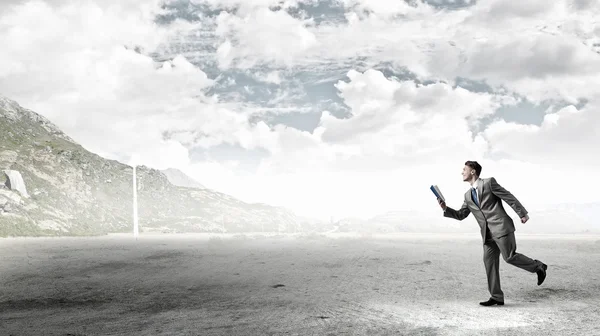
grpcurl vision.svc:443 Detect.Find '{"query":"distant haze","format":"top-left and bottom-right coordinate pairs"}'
top-left (1, 0), bottom-right (599, 222)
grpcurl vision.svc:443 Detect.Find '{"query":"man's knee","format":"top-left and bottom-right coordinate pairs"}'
top-left (504, 253), bottom-right (517, 264)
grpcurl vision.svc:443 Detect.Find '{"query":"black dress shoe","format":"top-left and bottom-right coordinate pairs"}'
top-left (537, 263), bottom-right (548, 286)
top-left (479, 298), bottom-right (504, 306)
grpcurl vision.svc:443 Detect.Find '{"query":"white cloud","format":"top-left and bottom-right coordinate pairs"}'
top-left (470, 0), bottom-right (557, 21)
top-left (214, 7), bottom-right (318, 69)
top-left (232, 69), bottom-right (507, 218)
top-left (252, 70), bottom-right (283, 85)
top-left (454, 32), bottom-right (600, 103)
top-left (0, 0), bottom-right (242, 169)
top-left (1, 0), bottom-right (599, 222)
top-left (338, 0), bottom-right (427, 17)
top-left (483, 101), bottom-right (600, 168)
top-left (317, 69), bottom-right (502, 150)
top-left (461, 34), bottom-right (599, 80)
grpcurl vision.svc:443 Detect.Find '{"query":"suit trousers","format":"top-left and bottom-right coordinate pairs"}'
top-left (483, 227), bottom-right (543, 302)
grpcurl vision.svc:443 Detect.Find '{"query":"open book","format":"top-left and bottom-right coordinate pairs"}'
top-left (430, 185), bottom-right (445, 202)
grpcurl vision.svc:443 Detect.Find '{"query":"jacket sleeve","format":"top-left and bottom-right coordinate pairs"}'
top-left (443, 200), bottom-right (471, 221)
top-left (489, 177), bottom-right (528, 218)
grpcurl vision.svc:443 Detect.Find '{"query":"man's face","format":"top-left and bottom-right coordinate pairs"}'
top-left (462, 165), bottom-right (474, 181)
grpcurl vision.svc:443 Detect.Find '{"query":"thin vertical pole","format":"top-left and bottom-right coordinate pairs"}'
top-left (133, 165), bottom-right (139, 239)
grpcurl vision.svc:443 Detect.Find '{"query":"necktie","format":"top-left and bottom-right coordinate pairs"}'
top-left (471, 187), bottom-right (479, 207)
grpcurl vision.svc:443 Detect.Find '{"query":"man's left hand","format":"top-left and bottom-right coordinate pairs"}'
top-left (521, 215), bottom-right (529, 223)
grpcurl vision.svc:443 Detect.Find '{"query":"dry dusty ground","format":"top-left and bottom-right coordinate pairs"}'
top-left (1, 232), bottom-right (599, 336)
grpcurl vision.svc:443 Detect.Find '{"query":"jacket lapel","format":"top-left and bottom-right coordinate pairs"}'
top-left (477, 179), bottom-right (484, 205)
top-left (465, 190), bottom-right (474, 207)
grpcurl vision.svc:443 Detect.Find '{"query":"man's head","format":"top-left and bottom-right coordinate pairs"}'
top-left (462, 160), bottom-right (482, 182)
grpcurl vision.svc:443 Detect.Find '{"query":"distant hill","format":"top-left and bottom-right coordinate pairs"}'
top-left (0, 95), bottom-right (321, 237)
top-left (160, 168), bottom-right (206, 189)
top-left (335, 204), bottom-right (600, 235)
top-left (334, 210), bottom-right (473, 234)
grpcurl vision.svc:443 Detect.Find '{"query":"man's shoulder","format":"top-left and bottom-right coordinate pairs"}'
top-left (482, 177), bottom-right (496, 184)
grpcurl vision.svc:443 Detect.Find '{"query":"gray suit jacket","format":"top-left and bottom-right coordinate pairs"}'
top-left (443, 177), bottom-right (528, 242)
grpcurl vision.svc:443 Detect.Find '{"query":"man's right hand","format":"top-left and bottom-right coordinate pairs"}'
top-left (437, 198), bottom-right (447, 211)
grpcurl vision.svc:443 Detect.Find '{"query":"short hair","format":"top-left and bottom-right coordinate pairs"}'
top-left (465, 160), bottom-right (482, 177)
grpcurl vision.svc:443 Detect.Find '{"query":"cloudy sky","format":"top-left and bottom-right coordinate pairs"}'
top-left (1, 0), bottom-right (599, 221)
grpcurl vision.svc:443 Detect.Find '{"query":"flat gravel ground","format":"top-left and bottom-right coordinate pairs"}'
top-left (1, 232), bottom-right (599, 336)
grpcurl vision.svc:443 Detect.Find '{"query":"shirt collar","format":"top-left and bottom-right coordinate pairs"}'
top-left (471, 178), bottom-right (481, 189)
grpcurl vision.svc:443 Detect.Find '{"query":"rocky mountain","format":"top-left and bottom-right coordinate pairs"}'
top-left (0, 95), bottom-right (322, 237)
top-left (160, 168), bottom-right (205, 189)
